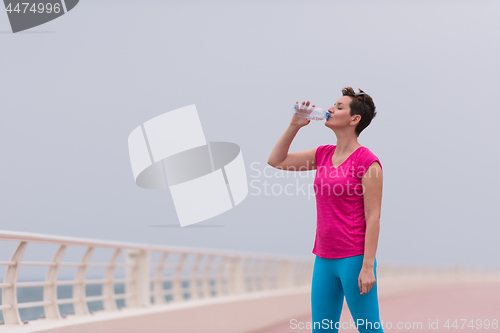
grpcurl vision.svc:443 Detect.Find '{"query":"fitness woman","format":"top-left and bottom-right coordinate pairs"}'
top-left (267, 87), bottom-right (384, 332)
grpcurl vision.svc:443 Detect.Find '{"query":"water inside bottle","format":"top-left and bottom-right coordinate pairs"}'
top-left (293, 103), bottom-right (330, 120)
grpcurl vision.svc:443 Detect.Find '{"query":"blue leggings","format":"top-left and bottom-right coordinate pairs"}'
top-left (311, 254), bottom-right (384, 332)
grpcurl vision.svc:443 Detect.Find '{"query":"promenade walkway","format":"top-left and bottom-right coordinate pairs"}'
top-left (253, 282), bottom-right (500, 332)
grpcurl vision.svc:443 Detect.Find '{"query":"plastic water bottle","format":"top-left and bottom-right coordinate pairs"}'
top-left (293, 102), bottom-right (330, 121)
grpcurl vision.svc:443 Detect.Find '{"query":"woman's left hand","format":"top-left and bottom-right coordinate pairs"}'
top-left (358, 267), bottom-right (376, 295)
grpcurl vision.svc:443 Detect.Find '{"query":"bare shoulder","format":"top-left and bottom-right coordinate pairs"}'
top-left (362, 161), bottom-right (383, 181)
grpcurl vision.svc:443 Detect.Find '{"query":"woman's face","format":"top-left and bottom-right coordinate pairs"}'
top-left (326, 95), bottom-right (356, 128)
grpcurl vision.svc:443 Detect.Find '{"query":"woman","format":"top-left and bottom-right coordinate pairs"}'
top-left (267, 87), bottom-right (384, 332)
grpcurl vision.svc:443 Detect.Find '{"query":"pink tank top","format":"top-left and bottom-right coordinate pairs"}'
top-left (313, 145), bottom-right (382, 259)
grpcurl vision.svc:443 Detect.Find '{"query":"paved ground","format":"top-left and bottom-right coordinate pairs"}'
top-left (252, 282), bottom-right (500, 332)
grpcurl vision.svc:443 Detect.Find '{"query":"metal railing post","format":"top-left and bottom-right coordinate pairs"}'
top-left (251, 259), bottom-right (260, 292)
top-left (2, 241), bottom-right (27, 325)
top-left (296, 261), bottom-right (305, 286)
top-left (44, 244), bottom-right (67, 319)
top-left (215, 256), bottom-right (229, 297)
top-left (242, 258), bottom-right (252, 292)
top-left (262, 260), bottom-right (273, 290)
top-left (125, 249), bottom-right (150, 308)
top-left (103, 249), bottom-right (121, 311)
top-left (277, 260), bottom-right (293, 289)
top-left (189, 254), bottom-right (203, 300)
top-left (153, 252), bottom-right (169, 305)
top-left (172, 252), bottom-right (187, 303)
top-left (74, 246), bottom-right (93, 315)
top-left (228, 256), bottom-right (245, 295)
top-left (202, 255), bottom-right (215, 298)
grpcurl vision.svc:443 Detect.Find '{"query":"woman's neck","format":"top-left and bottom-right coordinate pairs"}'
top-left (334, 134), bottom-right (361, 155)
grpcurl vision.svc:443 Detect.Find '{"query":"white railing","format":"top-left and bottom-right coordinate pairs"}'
top-left (0, 230), bottom-right (314, 326)
top-left (1, 230), bottom-right (499, 330)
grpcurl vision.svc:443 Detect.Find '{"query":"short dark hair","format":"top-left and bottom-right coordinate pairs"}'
top-left (341, 87), bottom-right (377, 137)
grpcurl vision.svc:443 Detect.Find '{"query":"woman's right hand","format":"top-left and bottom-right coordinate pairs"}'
top-left (290, 101), bottom-right (314, 128)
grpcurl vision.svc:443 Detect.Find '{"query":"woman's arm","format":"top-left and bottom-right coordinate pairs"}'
top-left (358, 161), bottom-right (383, 294)
top-left (267, 124), bottom-right (301, 167)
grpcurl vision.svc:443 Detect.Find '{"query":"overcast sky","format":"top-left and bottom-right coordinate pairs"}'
top-left (1, 1), bottom-right (499, 271)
